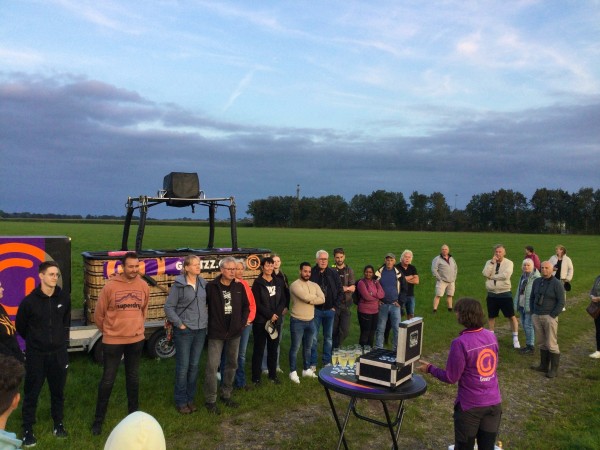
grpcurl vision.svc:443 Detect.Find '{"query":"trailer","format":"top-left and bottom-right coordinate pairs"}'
top-left (0, 173), bottom-right (271, 362)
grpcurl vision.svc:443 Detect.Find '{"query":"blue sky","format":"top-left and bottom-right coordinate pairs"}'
top-left (1, 0), bottom-right (599, 219)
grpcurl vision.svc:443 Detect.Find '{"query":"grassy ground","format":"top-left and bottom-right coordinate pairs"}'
top-left (1, 222), bottom-right (600, 448)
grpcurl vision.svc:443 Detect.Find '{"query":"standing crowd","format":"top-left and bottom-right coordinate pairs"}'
top-left (0, 242), bottom-right (595, 450)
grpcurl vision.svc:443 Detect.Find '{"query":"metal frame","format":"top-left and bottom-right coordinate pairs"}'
top-left (120, 195), bottom-right (239, 252)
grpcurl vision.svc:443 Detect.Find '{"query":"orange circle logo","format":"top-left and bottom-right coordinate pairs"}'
top-left (476, 348), bottom-right (497, 377)
top-left (246, 254), bottom-right (261, 270)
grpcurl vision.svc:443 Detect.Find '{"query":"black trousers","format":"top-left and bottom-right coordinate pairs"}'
top-left (22, 348), bottom-right (68, 429)
top-left (251, 322), bottom-right (280, 382)
top-left (453, 402), bottom-right (502, 450)
top-left (357, 312), bottom-right (378, 347)
top-left (94, 340), bottom-right (144, 423)
top-left (333, 307), bottom-right (351, 349)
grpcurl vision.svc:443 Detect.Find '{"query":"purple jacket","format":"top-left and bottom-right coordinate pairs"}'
top-left (428, 328), bottom-right (501, 411)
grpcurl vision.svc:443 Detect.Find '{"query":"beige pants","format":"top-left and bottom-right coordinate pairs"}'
top-left (532, 314), bottom-right (559, 353)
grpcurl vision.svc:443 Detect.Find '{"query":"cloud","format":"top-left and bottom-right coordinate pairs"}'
top-left (1, 73), bottom-right (599, 218)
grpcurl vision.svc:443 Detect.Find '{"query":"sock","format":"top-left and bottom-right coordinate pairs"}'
top-left (512, 332), bottom-right (518, 338)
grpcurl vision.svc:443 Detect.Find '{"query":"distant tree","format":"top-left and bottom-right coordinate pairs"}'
top-left (428, 192), bottom-right (451, 231)
top-left (348, 194), bottom-right (369, 228)
top-left (408, 191), bottom-right (429, 231)
top-left (529, 188), bottom-right (571, 233)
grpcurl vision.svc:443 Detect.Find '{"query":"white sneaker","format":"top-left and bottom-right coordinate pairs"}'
top-left (289, 371), bottom-right (300, 384)
top-left (589, 351), bottom-right (600, 359)
top-left (302, 368), bottom-right (317, 378)
top-left (513, 338), bottom-right (521, 349)
top-left (276, 367), bottom-right (283, 373)
top-left (262, 369), bottom-right (269, 375)
top-left (216, 372), bottom-right (221, 382)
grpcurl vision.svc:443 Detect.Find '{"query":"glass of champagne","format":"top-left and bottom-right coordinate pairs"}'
top-left (347, 351), bottom-right (356, 369)
top-left (332, 349), bottom-right (340, 368)
top-left (339, 350), bottom-right (349, 369)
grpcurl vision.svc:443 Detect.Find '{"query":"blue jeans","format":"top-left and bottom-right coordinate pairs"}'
top-left (518, 306), bottom-right (535, 347)
top-left (289, 317), bottom-right (314, 372)
top-left (235, 325), bottom-right (252, 387)
top-left (375, 303), bottom-right (401, 350)
top-left (173, 327), bottom-right (206, 407)
top-left (310, 308), bottom-right (335, 366)
top-left (404, 296), bottom-right (415, 316)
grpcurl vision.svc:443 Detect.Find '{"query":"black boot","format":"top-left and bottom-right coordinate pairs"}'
top-left (531, 349), bottom-right (550, 372)
top-left (546, 353), bottom-right (560, 378)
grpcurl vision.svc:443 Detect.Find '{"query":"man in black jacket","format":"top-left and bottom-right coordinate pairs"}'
top-left (16, 261), bottom-right (71, 447)
top-left (309, 250), bottom-right (344, 372)
top-left (203, 257), bottom-right (249, 415)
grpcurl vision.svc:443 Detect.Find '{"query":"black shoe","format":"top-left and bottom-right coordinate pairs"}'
top-left (269, 377), bottom-right (281, 385)
top-left (519, 345), bottom-right (534, 355)
top-left (220, 396), bottom-right (239, 408)
top-left (91, 421), bottom-right (102, 436)
top-left (205, 402), bottom-right (221, 415)
top-left (22, 429), bottom-right (37, 447)
top-left (53, 423), bottom-right (68, 438)
top-left (433, 309), bottom-right (437, 314)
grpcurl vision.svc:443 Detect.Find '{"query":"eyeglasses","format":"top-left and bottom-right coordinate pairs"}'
top-left (46, 273), bottom-right (61, 278)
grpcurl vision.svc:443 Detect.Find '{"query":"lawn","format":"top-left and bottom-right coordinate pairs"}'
top-left (2, 221), bottom-right (599, 449)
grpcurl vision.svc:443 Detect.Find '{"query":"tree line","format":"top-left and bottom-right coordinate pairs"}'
top-left (246, 187), bottom-right (600, 234)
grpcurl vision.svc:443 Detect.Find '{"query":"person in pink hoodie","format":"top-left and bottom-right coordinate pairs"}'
top-left (92, 252), bottom-right (149, 436)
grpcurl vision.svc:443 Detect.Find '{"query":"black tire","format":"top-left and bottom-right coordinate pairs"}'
top-left (147, 329), bottom-right (175, 359)
top-left (92, 341), bottom-right (104, 364)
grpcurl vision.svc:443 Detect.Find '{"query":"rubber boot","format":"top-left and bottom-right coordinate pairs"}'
top-left (546, 353), bottom-right (560, 378)
top-left (531, 349), bottom-right (550, 372)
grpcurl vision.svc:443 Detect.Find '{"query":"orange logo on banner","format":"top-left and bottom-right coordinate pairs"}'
top-left (246, 255), bottom-right (261, 270)
top-left (476, 348), bottom-right (497, 377)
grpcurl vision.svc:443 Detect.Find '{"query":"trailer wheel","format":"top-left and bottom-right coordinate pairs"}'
top-left (92, 341), bottom-right (104, 364)
top-left (147, 329), bottom-right (175, 359)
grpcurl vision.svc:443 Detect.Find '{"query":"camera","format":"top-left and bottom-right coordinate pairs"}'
top-left (536, 294), bottom-right (544, 306)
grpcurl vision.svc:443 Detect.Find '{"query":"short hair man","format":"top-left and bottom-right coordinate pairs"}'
top-left (530, 261), bottom-right (565, 378)
top-left (0, 354), bottom-right (25, 449)
top-left (204, 257), bottom-right (249, 414)
top-left (524, 246), bottom-right (541, 271)
top-left (16, 261), bottom-right (71, 446)
top-left (332, 248), bottom-right (356, 349)
top-left (288, 262), bottom-right (325, 383)
top-left (431, 245), bottom-right (458, 313)
top-left (397, 250), bottom-right (419, 320)
top-left (374, 253), bottom-right (407, 351)
top-left (309, 250), bottom-right (344, 370)
top-left (92, 252), bottom-right (149, 436)
top-left (482, 245), bottom-right (519, 349)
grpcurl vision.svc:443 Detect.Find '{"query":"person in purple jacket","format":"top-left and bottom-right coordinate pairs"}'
top-left (418, 298), bottom-right (502, 450)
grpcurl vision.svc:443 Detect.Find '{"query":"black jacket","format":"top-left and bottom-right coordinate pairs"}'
top-left (205, 276), bottom-right (249, 340)
top-left (310, 266), bottom-right (344, 310)
top-left (252, 275), bottom-right (287, 325)
top-left (16, 285), bottom-right (71, 353)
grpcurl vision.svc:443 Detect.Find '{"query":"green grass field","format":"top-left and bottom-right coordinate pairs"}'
top-left (2, 221), bottom-right (599, 449)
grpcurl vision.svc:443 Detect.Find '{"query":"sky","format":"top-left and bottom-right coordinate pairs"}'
top-left (1, 0), bottom-right (599, 220)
